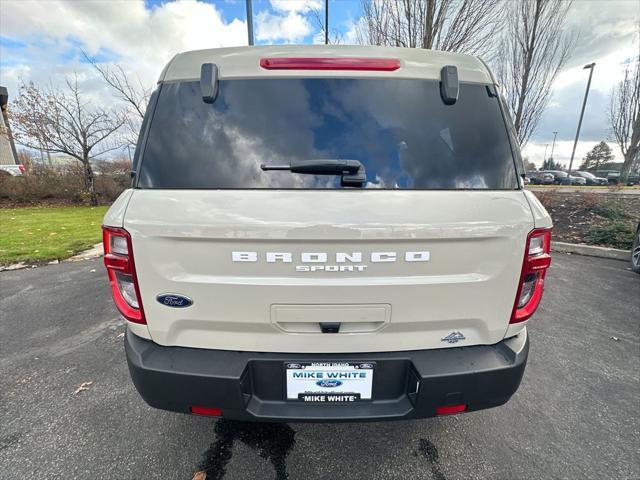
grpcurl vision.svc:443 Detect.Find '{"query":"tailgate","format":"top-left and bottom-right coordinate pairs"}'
top-left (124, 190), bottom-right (533, 353)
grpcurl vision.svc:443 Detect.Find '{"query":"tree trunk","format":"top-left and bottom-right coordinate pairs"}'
top-left (619, 110), bottom-right (640, 184)
top-left (82, 157), bottom-right (98, 206)
top-left (619, 148), bottom-right (639, 184)
top-left (513, 0), bottom-right (542, 140)
top-left (423, 0), bottom-right (436, 49)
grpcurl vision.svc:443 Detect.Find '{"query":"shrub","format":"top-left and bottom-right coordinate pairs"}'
top-left (0, 167), bottom-right (85, 203)
top-left (95, 157), bottom-right (132, 203)
top-left (586, 221), bottom-right (635, 249)
top-left (0, 159), bottom-right (131, 205)
top-left (95, 173), bottom-right (131, 203)
top-left (592, 200), bottom-right (629, 221)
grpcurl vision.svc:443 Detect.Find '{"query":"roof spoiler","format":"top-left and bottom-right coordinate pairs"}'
top-left (200, 63), bottom-right (219, 103)
top-left (440, 65), bottom-right (459, 105)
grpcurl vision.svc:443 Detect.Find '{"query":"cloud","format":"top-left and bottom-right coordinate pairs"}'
top-left (269, 0), bottom-right (322, 14)
top-left (562, 0), bottom-right (638, 71)
top-left (341, 17), bottom-right (362, 45)
top-left (524, 0), bottom-right (638, 156)
top-left (253, 0), bottom-right (324, 43)
top-left (255, 10), bottom-right (314, 43)
top-left (0, 0), bottom-right (247, 95)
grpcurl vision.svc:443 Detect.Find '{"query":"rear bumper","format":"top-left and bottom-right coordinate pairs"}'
top-left (125, 329), bottom-right (529, 422)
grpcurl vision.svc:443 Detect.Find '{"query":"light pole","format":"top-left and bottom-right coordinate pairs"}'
top-left (565, 62), bottom-right (596, 183)
top-left (549, 131), bottom-right (558, 167)
top-left (325, 0), bottom-right (329, 45)
top-left (246, 0), bottom-right (254, 46)
top-left (543, 143), bottom-right (549, 166)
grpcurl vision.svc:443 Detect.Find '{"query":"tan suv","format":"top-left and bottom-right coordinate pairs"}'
top-left (103, 45), bottom-right (552, 422)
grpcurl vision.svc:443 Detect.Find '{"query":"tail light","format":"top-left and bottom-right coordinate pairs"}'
top-left (510, 228), bottom-right (552, 323)
top-left (259, 57), bottom-right (400, 71)
top-left (18, 164), bottom-right (25, 174)
top-left (102, 226), bottom-right (145, 324)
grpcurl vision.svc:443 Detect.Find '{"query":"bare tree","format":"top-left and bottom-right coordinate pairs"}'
top-left (309, 6), bottom-right (344, 44)
top-left (10, 77), bottom-right (126, 205)
top-left (610, 48), bottom-right (640, 183)
top-left (496, 0), bottom-right (575, 146)
top-left (356, 0), bottom-right (503, 57)
top-left (84, 53), bottom-right (151, 147)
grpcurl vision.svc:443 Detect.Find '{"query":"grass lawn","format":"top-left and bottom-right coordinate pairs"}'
top-left (0, 206), bottom-right (109, 265)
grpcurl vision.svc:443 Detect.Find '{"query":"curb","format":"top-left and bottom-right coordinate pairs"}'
top-left (0, 243), bottom-right (103, 272)
top-left (526, 186), bottom-right (640, 195)
top-left (68, 243), bottom-right (103, 262)
top-left (551, 241), bottom-right (630, 261)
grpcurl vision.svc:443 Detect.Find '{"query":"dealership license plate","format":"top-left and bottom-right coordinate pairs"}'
top-left (285, 362), bottom-right (375, 402)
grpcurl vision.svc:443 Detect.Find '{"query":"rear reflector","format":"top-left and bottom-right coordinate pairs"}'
top-left (436, 404), bottom-right (467, 415)
top-left (102, 226), bottom-right (145, 324)
top-left (259, 57), bottom-right (400, 71)
top-left (190, 406), bottom-right (222, 417)
top-left (510, 228), bottom-right (552, 324)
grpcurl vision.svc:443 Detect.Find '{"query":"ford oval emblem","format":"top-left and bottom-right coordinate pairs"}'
top-left (156, 294), bottom-right (193, 308)
top-left (316, 379), bottom-right (343, 388)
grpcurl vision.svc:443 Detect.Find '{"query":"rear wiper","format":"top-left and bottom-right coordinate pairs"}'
top-left (261, 159), bottom-right (366, 187)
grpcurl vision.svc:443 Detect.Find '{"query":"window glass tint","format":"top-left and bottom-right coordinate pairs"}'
top-left (138, 78), bottom-right (518, 189)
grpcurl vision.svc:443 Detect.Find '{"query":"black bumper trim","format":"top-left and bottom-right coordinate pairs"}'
top-left (125, 330), bottom-right (528, 422)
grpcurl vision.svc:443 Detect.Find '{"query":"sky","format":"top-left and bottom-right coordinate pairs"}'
top-left (0, 0), bottom-right (638, 168)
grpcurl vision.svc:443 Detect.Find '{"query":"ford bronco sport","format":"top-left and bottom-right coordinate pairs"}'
top-left (103, 45), bottom-right (552, 422)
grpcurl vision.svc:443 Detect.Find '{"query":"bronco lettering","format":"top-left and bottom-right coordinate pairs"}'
top-left (232, 251), bottom-right (430, 263)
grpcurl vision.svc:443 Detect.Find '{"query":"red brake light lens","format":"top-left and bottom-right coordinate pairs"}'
top-left (190, 406), bottom-right (222, 417)
top-left (18, 164), bottom-right (25, 173)
top-left (102, 226), bottom-right (145, 324)
top-left (259, 57), bottom-right (400, 71)
top-left (436, 404), bottom-right (467, 415)
top-left (511, 228), bottom-right (552, 323)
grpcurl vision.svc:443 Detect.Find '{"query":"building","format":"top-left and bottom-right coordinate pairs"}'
top-left (0, 86), bottom-right (19, 165)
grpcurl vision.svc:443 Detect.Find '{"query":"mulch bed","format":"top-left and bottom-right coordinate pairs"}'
top-left (532, 191), bottom-right (639, 246)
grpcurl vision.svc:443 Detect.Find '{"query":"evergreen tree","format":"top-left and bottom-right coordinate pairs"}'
top-left (579, 141), bottom-right (614, 170)
top-left (541, 157), bottom-right (562, 170)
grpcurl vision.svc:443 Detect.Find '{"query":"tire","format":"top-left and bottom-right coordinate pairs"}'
top-left (632, 224), bottom-right (640, 274)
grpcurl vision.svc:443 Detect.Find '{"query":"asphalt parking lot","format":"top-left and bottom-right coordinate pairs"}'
top-left (1, 253), bottom-right (639, 480)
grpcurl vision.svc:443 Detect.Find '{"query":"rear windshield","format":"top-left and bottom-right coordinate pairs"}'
top-left (137, 78), bottom-right (518, 189)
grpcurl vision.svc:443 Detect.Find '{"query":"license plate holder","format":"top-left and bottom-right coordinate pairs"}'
top-left (285, 362), bottom-right (375, 402)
